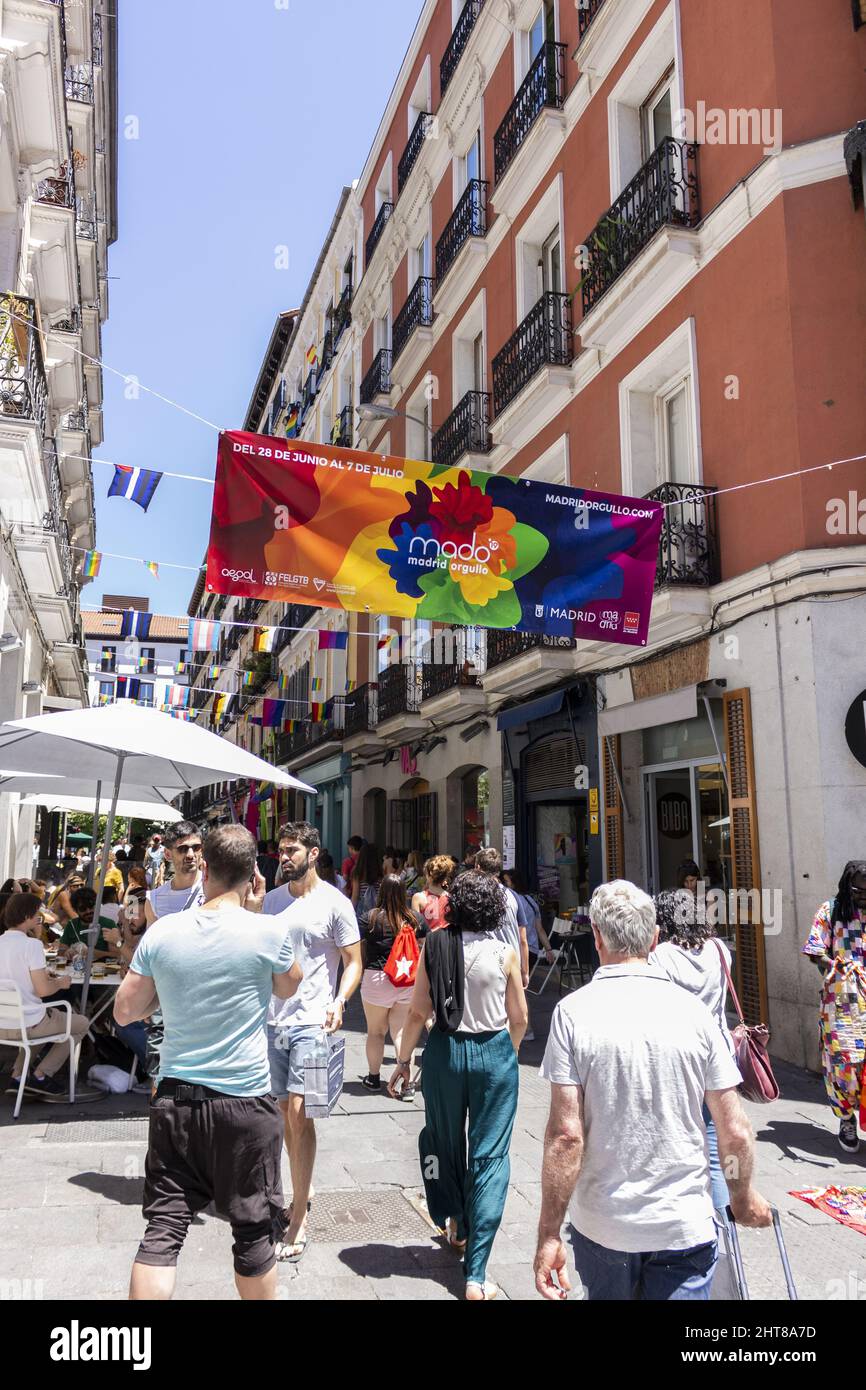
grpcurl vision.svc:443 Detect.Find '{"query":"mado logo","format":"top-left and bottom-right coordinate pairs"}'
top-left (407, 531), bottom-right (498, 574)
top-left (221, 567), bottom-right (255, 584)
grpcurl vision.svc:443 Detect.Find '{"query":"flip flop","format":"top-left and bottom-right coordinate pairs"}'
top-left (277, 1235), bottom-right (310, 1265)
top-left (465, 1281), bottom-right (500, 1300)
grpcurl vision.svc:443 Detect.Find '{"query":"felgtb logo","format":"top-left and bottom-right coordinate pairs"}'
top-left (221, 567), bottom-right (255, 583)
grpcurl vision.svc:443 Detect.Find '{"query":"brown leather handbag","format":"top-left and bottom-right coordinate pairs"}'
top-left (713, 940), bottom-right (780, 1103)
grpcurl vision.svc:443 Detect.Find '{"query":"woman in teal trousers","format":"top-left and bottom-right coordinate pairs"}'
top-left (389, 870), bottom-right (527, 1300)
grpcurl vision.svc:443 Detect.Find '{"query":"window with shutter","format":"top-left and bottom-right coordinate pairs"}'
top-left (602, 735), bottom-right (624, 880)
top-left (723, 688), bottom-right (768, 1026)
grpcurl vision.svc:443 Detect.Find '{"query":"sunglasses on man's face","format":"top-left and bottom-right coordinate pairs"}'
top-left (176, 844), bottom-right (202, 854)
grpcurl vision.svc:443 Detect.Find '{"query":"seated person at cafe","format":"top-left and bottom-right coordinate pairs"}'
top-left (56, 887), bottom-right (121, 962)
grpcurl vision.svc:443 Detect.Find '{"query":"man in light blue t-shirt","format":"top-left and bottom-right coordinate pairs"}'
top-left (114, 824), bottom-right (302, 1302)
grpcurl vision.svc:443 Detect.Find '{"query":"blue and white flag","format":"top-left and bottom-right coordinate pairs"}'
top-left (120, 609), bottom-right (153, 641)
top-left (108, 464), bottom-right (162, 512)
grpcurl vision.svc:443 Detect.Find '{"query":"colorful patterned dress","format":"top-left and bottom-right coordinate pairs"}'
top-left (803, 902), bottom-right (866, 1120)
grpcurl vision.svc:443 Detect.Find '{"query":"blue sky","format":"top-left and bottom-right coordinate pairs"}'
top-left (89, 0), bottom-right (421, 619)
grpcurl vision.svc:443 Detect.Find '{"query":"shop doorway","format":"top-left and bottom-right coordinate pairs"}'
top-left (362, 787), bottom-right (386, 851)
top-left (390, 778), bottom-right (437, 857)
top-left (531, 799), bottom-right (588, 918)
top-left (643, 759), bottom-right (731, 898)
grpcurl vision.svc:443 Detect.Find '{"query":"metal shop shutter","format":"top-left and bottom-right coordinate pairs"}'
top-left (524, 733), bottom-right (586, 796)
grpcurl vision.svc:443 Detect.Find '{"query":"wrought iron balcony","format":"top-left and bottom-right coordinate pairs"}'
top-left (334, 283), bottom-right (352, 342)
top-left (344, 682), bottom-right (378, 737)
top-left (66, 62), bottom-right (94, 103)
top-left (441, 0), bottom-right (485, 95)
top-left (436, 179), bottom-right (488, 285)
top-left (577, 0), bottom-right (608, 41)
top-left (43, 444), bottom-right (74, 594)
top-left (492, 292), bottom-right (572, 416)
top-left (393, 276), bottom-right (435, 363)
top-left (53, 307), bottom-right (81, 334)
top-left (332, 403), bottom-right (353, 448)
top-left (0, 295), bottom-right (48, 440)
top-left (432, 390), bottom-right (491, 469)
top-left (581, 138), bottom-right (700, 315)
top-left (35, 158), bottom-right (75, 210)
top-left (398, 112), bottom-right (433, 196)
top-left (366, 201), bottom-right (393, 269)
top-left (422, 659), bottom-right (482, 701)
top-left (645, 483), bottom-right (719, 589)
top-left (486, 629), bottom-right (575, 669)
top-left (360, 348), bottom-right (392, 404)
top-left (320, 329), bottom-right (334, 375)
top-left (299, 368), bottom-right (316, 423)
top-left (494, 41), bottom-right (566, 183)
top-left (75, 193), bottom-right (98, 239)
top-left (378, 662), bottom-right (422, 721)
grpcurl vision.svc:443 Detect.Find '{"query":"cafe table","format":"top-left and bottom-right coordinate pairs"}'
top-left (45, 961), bottom-right (123, 1036)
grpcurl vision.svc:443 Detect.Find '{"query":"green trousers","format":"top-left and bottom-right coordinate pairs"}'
top-left (419, 1027), bottom-right (519, 1285)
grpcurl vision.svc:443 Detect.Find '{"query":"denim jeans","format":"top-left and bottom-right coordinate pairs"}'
top-left (570, 1226), bottom-right (718, 1301)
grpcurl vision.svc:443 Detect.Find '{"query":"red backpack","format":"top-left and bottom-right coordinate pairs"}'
top-left (383, 919), bottom-right (422, 987)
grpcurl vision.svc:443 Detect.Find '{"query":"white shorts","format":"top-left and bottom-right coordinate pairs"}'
top-left (361, 969), bottom-right (412, 1009)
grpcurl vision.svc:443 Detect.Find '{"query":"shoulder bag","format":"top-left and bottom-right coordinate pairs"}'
top-left (712, 939), bottom-right (779, 1103)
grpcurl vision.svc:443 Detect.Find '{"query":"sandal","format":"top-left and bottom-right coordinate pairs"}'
top-left (444, 1218), bottom-right (467, 1253)
top-left (465, 1281), bottom-right (500, 1300)
top-left (276, 1235), bottom-right (310, 1264)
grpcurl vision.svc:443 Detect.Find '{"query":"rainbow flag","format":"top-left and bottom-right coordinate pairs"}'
top-left (255, 627), bottom-right (275, 653)
top-left (285, 406), bottom-right (299, 439)
top-left (278, 669), bottom-right (288, 697)
top-left (143, 560), bottom-right (159, 579)
top-left (345, 679), bottom-right (357, 693)
top-left (311, 677), bottom-right (322, 692)
top-left (311, 702), bottom-right (324, 722)
top-left (243, 670), bottom-right (255, 687)
top-left (209, 665), bottom-right (220, 680)
top-left (81, 550), bottom-right (101, 578)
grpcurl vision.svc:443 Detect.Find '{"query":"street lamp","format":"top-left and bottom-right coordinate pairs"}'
top-left (356, 403), bottom-right (429, 430)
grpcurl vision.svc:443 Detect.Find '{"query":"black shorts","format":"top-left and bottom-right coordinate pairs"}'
top-left (136, 1087), bottom-right (287, 1279)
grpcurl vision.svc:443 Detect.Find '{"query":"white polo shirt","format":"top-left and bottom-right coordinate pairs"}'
top-left (541, 961), bottom-right (742, 1253)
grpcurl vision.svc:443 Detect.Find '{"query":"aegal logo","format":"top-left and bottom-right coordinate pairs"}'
top-left (221, 567), bottom-right (255, 583)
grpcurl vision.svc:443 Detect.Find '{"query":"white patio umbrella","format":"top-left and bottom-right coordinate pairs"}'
top-left (19, 793), bottom-right (185, 822)
top-left (0, 705), bottom-right (315, 1006)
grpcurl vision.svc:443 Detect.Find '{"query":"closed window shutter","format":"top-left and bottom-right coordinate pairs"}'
top-left (602, 735), bottom-right (624, 880)
top-left (723, 687), bottom-right (768, 1026)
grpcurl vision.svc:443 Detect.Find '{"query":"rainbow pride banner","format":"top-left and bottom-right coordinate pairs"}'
top-left (205, 432), bottom-right (665, 646)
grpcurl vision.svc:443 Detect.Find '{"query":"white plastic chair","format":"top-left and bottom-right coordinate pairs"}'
top-left (0, 981), bottom-right (76, 1119)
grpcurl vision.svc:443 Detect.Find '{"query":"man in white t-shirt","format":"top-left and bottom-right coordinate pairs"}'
top-left (145, 822), bottom-right (204, 925)
top-left (258, 821), bottom-right (362, 1263)
top-left (534, 880), bottom-right (772, 1302)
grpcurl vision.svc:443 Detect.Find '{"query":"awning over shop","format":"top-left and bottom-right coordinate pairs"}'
top-left (598, 684), bottom-right (698, 737)
top-left (496, 689), bottom-right (565, 732)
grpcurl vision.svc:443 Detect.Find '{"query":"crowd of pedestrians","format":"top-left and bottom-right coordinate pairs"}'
top-left (4, 810), bottom-right (862, 1303)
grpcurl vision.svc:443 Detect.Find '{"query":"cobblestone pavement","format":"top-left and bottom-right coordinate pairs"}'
top-left (1, 982), bottom-right (864, 1302)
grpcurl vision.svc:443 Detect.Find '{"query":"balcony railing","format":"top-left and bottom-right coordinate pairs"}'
top-left (486, 629), bottom-right (575, 669)
top-left (365, 201), bottom-right (393, 269)
top-left (360, 348), bottom-right (392, 404)
top-left (393, 276), bottom-right (435, 363)
top-left (299, 368), bottom-right (316, 423)
top-left (75, 194), bottom-right (98, 240)
top-left (35, 158), bottom-right (75, 210)
top-left (494, 41), bottom-right (566, 183)
top-left (646, 483), bottom-right (719, 589)
top-left (432, 390), bottom-right (491, 469)
top-left (65, 62), bottom-right (94, 103)
top-left (320, 328), bottom-right (334, 375)
top-left (436, 179), bottom-right (488, 285)
top-left (492, 291), bottom-right (572, 415)
top-left (43, 443), bottom-right (74, 595)
top-left (577, 0), bottom-right (608, 41)
top-left (0, 295), bottom-right (48, 440)
top-left (378, 662), bottom-right (421, 721)
top-left (344, 682), bottom-right (378, 738)
top-left (332, 403), bottom-right (353, 448)
top-left (422, 659), bottom-right (482, 701)
top-left (441, 0), bottom-right (485, 95)
top-left (334, 283), bottom-right (352, 342)
top-left (581, 138), bottom-right (700, 314)
top-left (398, 112), bottom-right (433, 195)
